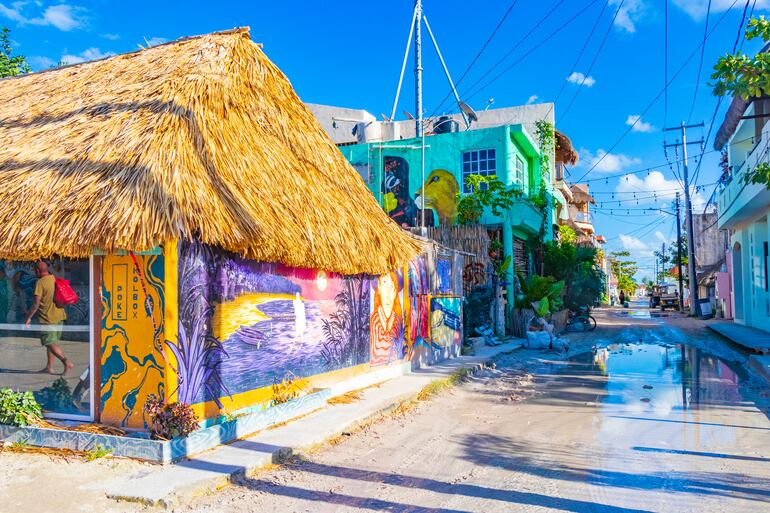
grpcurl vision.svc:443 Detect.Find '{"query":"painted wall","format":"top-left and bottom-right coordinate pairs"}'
top-left (99, 253), bottom-right (165, 427)
top-left (93, 240), bottom-right (464, 427)
top-left (340, 125), bottom-right (542, 230)
top-left (729, 216), bottom-right (770, 333)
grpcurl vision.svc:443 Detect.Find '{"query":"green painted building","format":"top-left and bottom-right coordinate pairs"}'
top-left (338, 123), bottom-right (561, 306)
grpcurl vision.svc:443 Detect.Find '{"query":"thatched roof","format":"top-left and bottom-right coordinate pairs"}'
top-left (569, 184), bottom-right (595, 205)
top-left (555, 130), bottom-right (578, 165)
top-left (0, 28), bottom-right (420, 274)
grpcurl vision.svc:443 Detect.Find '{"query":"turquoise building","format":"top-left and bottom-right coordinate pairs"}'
top-left (338, 123), bottom-right (560, 305)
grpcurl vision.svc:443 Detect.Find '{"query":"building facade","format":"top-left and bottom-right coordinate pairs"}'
top-left (715, 95), bottom-right (770, 332)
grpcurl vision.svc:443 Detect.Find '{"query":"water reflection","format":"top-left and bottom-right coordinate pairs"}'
top-left (582, 343), bottom-right (745, 412)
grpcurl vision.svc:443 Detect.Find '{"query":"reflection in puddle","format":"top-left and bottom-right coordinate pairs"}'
top-left (580, 343), bottom-right (746, 412)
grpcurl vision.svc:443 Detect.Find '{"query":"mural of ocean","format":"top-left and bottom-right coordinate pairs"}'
top-left (203, 298), bottom-right (346, 400)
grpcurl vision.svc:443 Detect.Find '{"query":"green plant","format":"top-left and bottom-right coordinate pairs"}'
top-left (10, 438), bottom-right (29, 449)
top-left (558, 225), bottom-right (577, 244)
top-left (143, 395), bottom-right (198, 440)
top-left (85, 444), bottom-right (112, 461)
top-left (455, 174), bottom-right (522, 225)
top-left (543, 240), bottom-right (604, 311)
top-left (0, 27), bottom-right (30, 78)
top-left (514, 274), bottom-right (565, 315)
top-left (610, 251), bottom-right (638, 295)
top-left (0, 388), bottom-right (42, 427)
top-left (535, 120), bottom-right (555, 181)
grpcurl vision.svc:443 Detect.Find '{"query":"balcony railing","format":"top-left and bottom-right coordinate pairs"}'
top-left (718, 130), bottom-right (770, 224)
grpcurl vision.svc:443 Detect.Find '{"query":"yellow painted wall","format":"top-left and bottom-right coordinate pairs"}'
top-left (99, 252), bottom-right (166, 427)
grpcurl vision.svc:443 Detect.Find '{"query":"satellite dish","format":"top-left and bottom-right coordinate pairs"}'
top-left (458, 100), bottom-right (479, 123)
top-left (403, 110), bottom-right (415, 120)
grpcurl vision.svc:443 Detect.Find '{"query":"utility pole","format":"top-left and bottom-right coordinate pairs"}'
top-left (675, 192), bottom-right (684, 312)
top-left (664, 122), bottom-right (703, 316)
top-left (414, 0), bottom-right (423, 138)
top-left (661, 243), bottom-right (666, 281)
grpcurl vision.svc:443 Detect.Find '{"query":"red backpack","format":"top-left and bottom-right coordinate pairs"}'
top-left (54, 277), bottom-right (79, 308)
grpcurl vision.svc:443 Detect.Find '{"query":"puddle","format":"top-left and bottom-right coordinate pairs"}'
top-left (584, 343), bottom-right (749, 412)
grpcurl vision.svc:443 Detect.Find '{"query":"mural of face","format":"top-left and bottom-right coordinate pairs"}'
top-left (414, 169), bottom-right (459, 226)
top-left (377, 273), bottom-right (397, 320)
top-left (370, 271), bottom-right (404, 366)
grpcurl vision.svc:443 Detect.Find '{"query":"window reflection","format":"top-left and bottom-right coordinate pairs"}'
top-left (0, 258), bottom-right (91, 418)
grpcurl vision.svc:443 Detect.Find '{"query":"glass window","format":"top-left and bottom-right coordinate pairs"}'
top-left (515, 157), bottom-right (524, 185)
top-left (462, 148), bottom-right (497, 193)
top-left (0, 258), bottom-right (91, 419)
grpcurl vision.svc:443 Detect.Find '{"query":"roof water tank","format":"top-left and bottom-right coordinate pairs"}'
top-left (433, 116), bottom-right (459, 134)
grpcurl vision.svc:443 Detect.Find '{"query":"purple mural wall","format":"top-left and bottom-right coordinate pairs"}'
top-left (169, 241), bottom-right (372, 407)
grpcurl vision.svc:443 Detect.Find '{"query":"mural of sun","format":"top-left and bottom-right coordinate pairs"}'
top-left (316, 271), bottom-right (328, 292)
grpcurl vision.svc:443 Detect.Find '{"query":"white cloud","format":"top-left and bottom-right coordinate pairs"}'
top-left (28, 55), bottom-right (55, 69)
top-left (579, 148), bottom-right (642, 173)
top-left (673, 0), bottom-right (770, 21)
top-left (654, 230), bottom-right (673, 244)
top-left (619, 234), bottom-right (650, 251)
top-left (60, 47), bottom-right (115, 65)
top-left (626, 114), bottom-right (656, 133)
top-left (609, 0), bottom-right (647, 33)
top-left (615, 170), bottom-right (706, 210)
top-left (566, 71), bottom-right (596, 87)
top-left (0, 2), bottom-right (26, 24)
top-left (0, 2), bottom-right (86, 31)
top-left (141, 37), bottom-right (167, 47)
top-left (526, 94), bottom-right (538, 105)
top-left (101, 33), bottom-right (119, 40)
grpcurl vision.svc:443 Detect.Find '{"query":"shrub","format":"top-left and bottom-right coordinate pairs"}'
top-left (0, 388), bottom-right (42, 427)
top-left (143, 395), bottom-right (198, 440)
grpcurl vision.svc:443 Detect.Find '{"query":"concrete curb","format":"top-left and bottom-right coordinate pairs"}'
top-left (96, 341), bottom-right (522, 507)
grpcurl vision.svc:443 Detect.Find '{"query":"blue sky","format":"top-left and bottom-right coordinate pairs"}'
top-left (2, 0), bottom-right (767, 279)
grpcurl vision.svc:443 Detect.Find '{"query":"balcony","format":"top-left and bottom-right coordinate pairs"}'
top-left (718, 130), bottom-right (770, 230)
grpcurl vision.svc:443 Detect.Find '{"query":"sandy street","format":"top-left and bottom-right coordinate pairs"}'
top-left (178, 303), bottom-right (770, 513)
top-left (2, 302), bottom-right (769, 513)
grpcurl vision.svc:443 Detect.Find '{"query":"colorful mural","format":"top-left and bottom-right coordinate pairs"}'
top-left (369, 271), bottom-right (405, 365)
top-left (172, 241), bottom-right (373, 408)
top-left (430, 297), bottom-right (463, 358)
top-left (406, 256), bottom-right (430, 362)
top-left (414, 169), bottom-right (459, 226)
top-left (382, 156), bottom-right (416, 227)
top-left (100, 253), bottom-right (165, 427)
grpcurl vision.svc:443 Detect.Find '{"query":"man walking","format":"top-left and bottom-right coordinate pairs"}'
top-left (25, 261), bottom-right (72, 374)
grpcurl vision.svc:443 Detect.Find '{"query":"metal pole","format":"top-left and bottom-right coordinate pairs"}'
top-left (422, 15), bottom-right (469, 127)
top-left (414, 0), bottom-right (423, 138)
top-left (676, 192), bottom-right (684, 311)
top-left (390, 6), bottom-right (418, 121)
top-left (681, 121), bottom-right (700, 316)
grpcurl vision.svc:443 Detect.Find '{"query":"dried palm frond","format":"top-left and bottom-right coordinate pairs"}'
top-left (0, 28), bottom-right (421, 274)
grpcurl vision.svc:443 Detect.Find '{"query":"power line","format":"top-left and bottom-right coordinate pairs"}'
top-left (560, 0), bottom-right (625, 121)
top-left (687, 0), bottom-right (712, 124)
top-left (463, 1), bottom-right (599, 105)
top-left (543, 0), bottom-right (611, 120)
top-left (692, 0), bottom-right (753, 189)
top-left (664, 0), bottom-right (668, 128)
top-left (573, 0), bottom-right (740, 185)
top-left (426, 0), bottom-right (565, 119)
top-left (423, 0), bottom-right (520, 120)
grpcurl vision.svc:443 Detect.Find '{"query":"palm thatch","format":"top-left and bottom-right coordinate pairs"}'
top-left (555, 130), bottom-right (578, 165)
top-left (0, 28), bottom-right (421, 275)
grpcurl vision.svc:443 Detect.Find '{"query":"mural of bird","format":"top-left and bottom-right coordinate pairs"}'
top-left (414, 169), bottom-right (459, 226)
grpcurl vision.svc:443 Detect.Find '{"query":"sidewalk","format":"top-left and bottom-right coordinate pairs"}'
top-left (708, 321), bottom-right (770, 354)
top-left (94, 340), bottom-right (522, 507)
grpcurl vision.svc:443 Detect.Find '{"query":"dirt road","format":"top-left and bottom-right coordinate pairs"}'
top-left (179, 305), bottom-right (770, 513)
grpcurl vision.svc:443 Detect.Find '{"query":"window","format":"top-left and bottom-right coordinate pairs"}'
top-left (514, 157), bottom-right (524, 186)
top-left (0, 258), bottom-right (92, 419)
top-left (462, 148), bottom-right (497, 193)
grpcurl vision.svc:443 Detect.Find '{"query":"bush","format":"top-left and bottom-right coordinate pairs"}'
top-left (143, 395), bottom-right (198, 440)
top-left (0, 388), bottom-right (42, 427)
top-left (543, 240), bottom-right (604, 311)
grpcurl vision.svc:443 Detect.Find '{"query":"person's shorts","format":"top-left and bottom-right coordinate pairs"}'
top-left (40, 323), bottom-right (63, 346)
